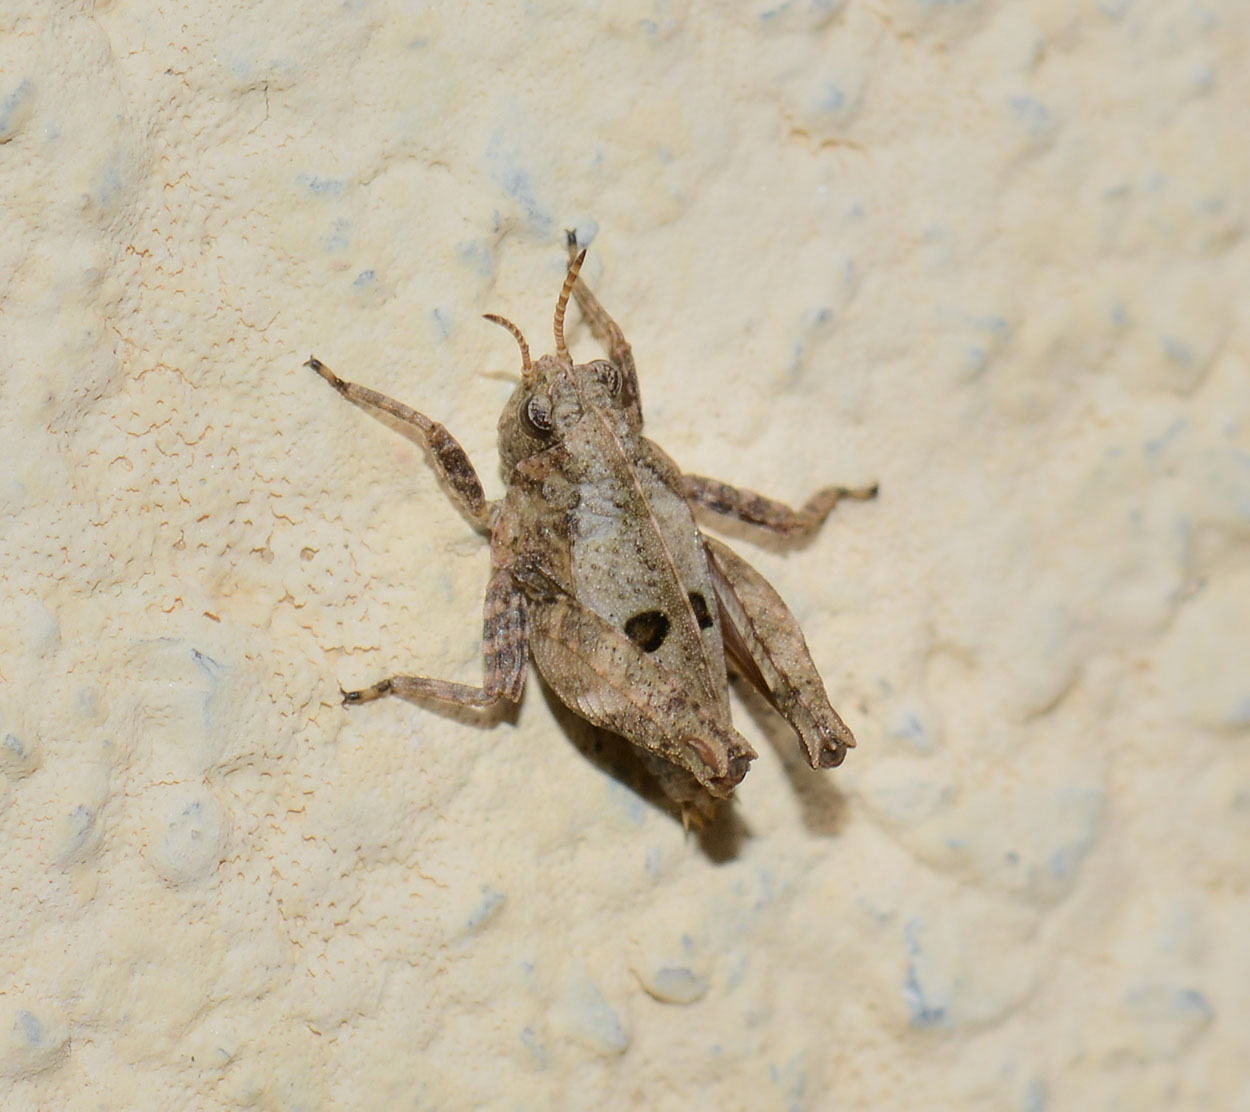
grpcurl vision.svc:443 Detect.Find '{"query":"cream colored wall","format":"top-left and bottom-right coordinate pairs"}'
top-left (1, 2), bottom-right (1247, 1108)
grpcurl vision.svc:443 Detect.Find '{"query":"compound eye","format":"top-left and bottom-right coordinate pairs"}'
top-left (523, 394), bottom-right (554, 436)
top-left (590, 360), bottom-right (621, 397)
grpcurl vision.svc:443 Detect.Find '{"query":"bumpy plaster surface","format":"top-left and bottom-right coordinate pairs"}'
top-left (1, 2), bottom-right (1247, 1109)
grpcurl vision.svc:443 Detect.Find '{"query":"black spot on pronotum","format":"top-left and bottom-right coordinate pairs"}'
top-left (624, 609), bottom-right (669, 653)
top-left (688, 591), bottom-right (714, 629)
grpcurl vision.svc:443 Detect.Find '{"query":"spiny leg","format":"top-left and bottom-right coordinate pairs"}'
top-left (340, 568), bottom-right (529, 708)
top-left (683, 474), bottom-right (878, 538)
top-left (305, 356), bottom-right (495, 531)
top-left (702, 534), bottom-right (856, 771)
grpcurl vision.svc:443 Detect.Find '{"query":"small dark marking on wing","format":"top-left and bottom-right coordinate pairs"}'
top-left (688, 591), bottom-right (714, 629)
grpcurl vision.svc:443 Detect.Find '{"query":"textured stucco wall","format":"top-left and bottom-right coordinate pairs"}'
top-left (2, 2), bottom-right (1247, 1109)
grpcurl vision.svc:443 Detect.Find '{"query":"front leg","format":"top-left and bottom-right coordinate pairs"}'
top-left (306, 356), bottom-right (495, 532)
top-left (703, 535), bottom-right (857, 770)
top-left (563, 231), bottom-right (641, 414)
top-left (684, 474), bottom-right (878, 538)
top-left (340, 568), bottom-right (528, 708)
top-left (564, 230), bottom-right (634, 369)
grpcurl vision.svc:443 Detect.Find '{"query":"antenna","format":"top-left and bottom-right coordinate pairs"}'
top-left (553, 249), bottom-right (586, 363)
top-left (483, 314), bottom-right (533, 383)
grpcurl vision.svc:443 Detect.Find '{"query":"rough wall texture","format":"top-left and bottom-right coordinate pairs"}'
top-left (1, 1), bottom-right (1247, 1109)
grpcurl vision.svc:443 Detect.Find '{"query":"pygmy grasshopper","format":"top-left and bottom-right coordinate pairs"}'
top-left (307, 235), bottom-right (876, 817)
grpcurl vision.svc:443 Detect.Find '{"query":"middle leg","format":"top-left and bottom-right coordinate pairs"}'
top-left (683, 474), bottom-right (878, 538)
top-left (339, 568), bottom-right (529, 708)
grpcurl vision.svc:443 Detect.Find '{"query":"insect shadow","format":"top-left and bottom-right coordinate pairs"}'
top-left (730, 675), bottom-right (852, 839)
top-left (376, 670), bottom-right (748, 860)
top-left (539, 683), bottom-right (750, 863)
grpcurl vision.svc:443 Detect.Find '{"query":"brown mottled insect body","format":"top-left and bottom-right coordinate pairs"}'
top-left (308, 237), bottom-right (876, 816)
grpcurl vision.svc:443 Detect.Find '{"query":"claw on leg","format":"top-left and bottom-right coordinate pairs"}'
top-left (341, 675), bottom-right (500, 708)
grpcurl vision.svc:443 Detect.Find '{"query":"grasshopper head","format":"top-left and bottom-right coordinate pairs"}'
top-left (489, 250), bottom-right (641, 471)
